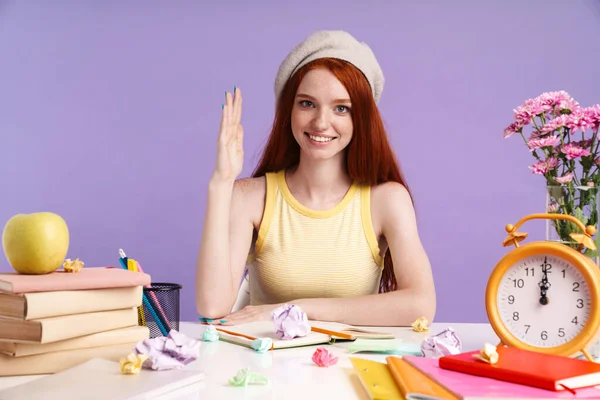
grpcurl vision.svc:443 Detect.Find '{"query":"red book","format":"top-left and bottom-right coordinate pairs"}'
top-left (439, 346), bottom-right (600, 392)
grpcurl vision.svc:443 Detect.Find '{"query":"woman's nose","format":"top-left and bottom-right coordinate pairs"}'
top-left (312, 110), bottom-right (329, 130)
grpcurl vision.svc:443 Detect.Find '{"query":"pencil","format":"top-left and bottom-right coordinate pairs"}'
top-left (118, 257), bottom-right (168, 336)
top-left (311, 326), bottom-right (353, 340)
top-left (127, 259), bottom-right (146, 327)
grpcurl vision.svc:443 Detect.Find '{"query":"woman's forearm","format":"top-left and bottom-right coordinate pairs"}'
top-left (293, 289), bottom-right (436, 326)
top-left (195, 176), bottom-right (236, 317)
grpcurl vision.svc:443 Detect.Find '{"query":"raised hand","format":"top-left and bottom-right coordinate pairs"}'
top-left (214, 87), bottom-right (244, 182)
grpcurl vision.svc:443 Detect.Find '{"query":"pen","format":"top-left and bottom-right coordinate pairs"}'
top-left (117, 249), bottom-right (169, 336)
top-left (119, 248), bottom-right (128, 265)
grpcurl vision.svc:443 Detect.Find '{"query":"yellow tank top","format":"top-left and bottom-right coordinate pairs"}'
top-left (246, 170), bottom-right (384, 305)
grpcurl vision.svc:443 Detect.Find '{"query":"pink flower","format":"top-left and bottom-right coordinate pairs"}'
top-left (541, 91), bottom-right (580, 113)
top-left (527, 135), bottom-right (560, 151)
top-left (311, 347), bottom-right (338, 367)
top-left (529, 157), bottom-right (559, 174)
top-left (503, 121), bottom-right (524, 138)
top-left (584, 105), bottom-right (600, 129)
top-left (540, 115), bottom-right (569, 135)
top-left (547, 202), bottom-right (559, 212)
top-left (555, 173), bottom-right (574, 184)
top-left (513, 98), bottom-right (544, 126)
top-left (565, 111), bottom-right (594, 133)
top-left (561, 143), bottom-right (591, 160)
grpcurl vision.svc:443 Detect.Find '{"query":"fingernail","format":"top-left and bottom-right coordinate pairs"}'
top-left (222, 104), bottom-right (224, 110)
top-left (234, 85), bottom-right (236, 93)
top-left (220, 319), bottom-right (227, 323)
top-left (225, 91), bottom-right (227, 98)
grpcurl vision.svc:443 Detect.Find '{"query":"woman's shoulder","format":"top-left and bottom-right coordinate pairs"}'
top-left (370, 181), bottom-right (414, 218)
top-left (232, 176), bottom-right (269, 228)
top-left (233, 176), bottom-right (267, 198)
top-left (371, 181), bottom-right (411, 203)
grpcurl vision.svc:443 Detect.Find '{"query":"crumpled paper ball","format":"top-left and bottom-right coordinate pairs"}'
top-left (411, 317), bottom-right (429, 332)
top-left (473, 343), bottom-right (499, 364)
top-left (228, 368), bottom-right (269, 386)
top-left (312, 347), bottom-right (338, 367)
top-left (251, 338), bottom-right (273, 353)
top-left (134, 329), bottom-right (201, 370)
top-left (271, 304), bottom-right (310, 340)
top-left (63, 258), bottom-right (84, 273)
top-left (421, 327), bottom-right (462, 358)
top-left (202, 325), bottom-right (219, 342)
top-left (119, 353), bottom-right (148, 375)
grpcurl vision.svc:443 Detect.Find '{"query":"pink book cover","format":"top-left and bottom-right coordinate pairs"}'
top-left (403, 356), bottom-right (600, 399)
top-left (0, 267), bottom-right (151, 294)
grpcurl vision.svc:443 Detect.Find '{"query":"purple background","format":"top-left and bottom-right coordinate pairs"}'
top-left (2, 1), bottom-right (600, 323)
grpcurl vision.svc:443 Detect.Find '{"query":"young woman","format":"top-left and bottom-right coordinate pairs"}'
top-left (196, 30), bottom-right (436, 326)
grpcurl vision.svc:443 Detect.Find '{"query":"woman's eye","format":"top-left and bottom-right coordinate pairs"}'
top-left (300, 100), bottom-right (313, 107)
top-left (336, 105), bottom-right (350, 113)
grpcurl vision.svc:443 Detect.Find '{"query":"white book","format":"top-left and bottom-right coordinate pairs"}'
top-left (0, 358), bottom-right (205, 400)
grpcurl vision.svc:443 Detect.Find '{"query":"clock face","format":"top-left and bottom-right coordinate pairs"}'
top-left (497, 253), bottom-right (590, 348)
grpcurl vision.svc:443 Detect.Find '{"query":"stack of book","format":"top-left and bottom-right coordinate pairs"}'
top-left (0, 267), bottom-right (151, 376)
top-left (350, 346), bottom-right (600, 398)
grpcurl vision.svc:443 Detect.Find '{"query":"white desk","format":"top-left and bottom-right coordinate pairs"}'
top-left (0, 321), bottom-right (499, 399)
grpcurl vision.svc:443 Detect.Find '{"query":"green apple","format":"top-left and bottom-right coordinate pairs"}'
top-left (2, 212), bottom-right (70, 275)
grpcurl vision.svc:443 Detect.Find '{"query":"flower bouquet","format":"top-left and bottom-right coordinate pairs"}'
top-left (504, 91), bottom-right (600, 258)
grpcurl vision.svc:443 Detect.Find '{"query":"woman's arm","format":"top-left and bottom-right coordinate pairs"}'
top-left (220, 182), bottom-right (436, 326)
top-left (195, 177), bottom-right (257, 318)
top-left (195, 88), bottom-right (263, 318)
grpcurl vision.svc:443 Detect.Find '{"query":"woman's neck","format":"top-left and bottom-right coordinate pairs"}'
top-left (285, 155), bottom-right (352, 209)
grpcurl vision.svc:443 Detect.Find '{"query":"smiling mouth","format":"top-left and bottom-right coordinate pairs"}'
top-left (305, 132), bottom-right (335, 142)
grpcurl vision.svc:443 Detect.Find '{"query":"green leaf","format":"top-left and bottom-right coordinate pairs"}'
top-left (575, 186), bottom-right (595, 191)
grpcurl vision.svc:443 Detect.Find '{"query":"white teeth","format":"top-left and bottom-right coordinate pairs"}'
top-left (309, 135), bottom-right (333, 142)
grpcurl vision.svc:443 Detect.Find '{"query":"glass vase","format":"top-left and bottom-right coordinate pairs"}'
top-left (545, 184), bottom-right (600, 359)
top-left (545, 184), bottom-right (600, 264)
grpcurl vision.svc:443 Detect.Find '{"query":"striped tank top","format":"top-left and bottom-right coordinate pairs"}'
top-left (246, 169), bottom-right (384, 305)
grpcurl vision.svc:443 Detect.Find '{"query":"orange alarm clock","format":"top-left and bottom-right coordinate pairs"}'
top-left (486, 213), bottom-right (600, 362)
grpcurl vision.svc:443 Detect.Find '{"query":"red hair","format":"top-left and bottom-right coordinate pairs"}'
top-left (252, 58), bottom-right (413, 293)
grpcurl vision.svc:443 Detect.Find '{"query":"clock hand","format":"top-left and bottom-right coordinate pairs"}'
top-left (538, 258), bottom-right (551, 305)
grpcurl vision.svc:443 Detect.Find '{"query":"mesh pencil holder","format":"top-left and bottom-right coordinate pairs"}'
top-left (139, 283), bottom-right (182, 338)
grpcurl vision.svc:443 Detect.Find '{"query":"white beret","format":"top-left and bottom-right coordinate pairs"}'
top-left (274, 30), bottom-right (385, 104)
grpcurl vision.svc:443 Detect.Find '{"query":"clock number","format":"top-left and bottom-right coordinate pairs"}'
top-left (512, 312), bottom-right (519, 321)
top-left (513, 279), bottom-right (524, 288)
top-left (577, 299), bottom-right (584, 309)
top-left (558, 328), bottom-right (565, 337)
top-left (562, 269), bottom-right (565, 278)
top-left (508, 295), bottom-right (515, 304)
top-left (573, 282), bottom-right (580, 292)
top-left (541, 331), bottom-right (548, 340)
top-left (525, 267), bottom-right (534, 277)
top-left (524, 324), bottom-right (530, 334)
top-left (572, 316), bottom-right (578, 325)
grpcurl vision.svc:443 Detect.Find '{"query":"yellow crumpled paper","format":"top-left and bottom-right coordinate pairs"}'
top-left (411, 317), bottom-right (429, 332)
top-left (119, 353), bottom-right (148, 374)
top-left (472, 343), bottom-right (499, 364)
top-left (63, 258), bottom-right (84, 273)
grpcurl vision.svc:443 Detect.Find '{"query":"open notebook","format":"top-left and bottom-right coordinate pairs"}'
top-left (214, 320), bottom-right (394, 350)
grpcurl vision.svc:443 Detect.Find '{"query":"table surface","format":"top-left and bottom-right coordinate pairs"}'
top-left (0, 321), bottom-right (500, 399)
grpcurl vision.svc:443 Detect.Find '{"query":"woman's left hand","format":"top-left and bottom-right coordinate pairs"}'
top-left (218, 304), bottom-right (281, 326)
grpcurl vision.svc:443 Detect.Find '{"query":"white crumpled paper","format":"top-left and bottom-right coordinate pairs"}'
top-left (134, 329), bottom-right (201, 370)
top-left (421, 327), bottom-right (462, 358)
